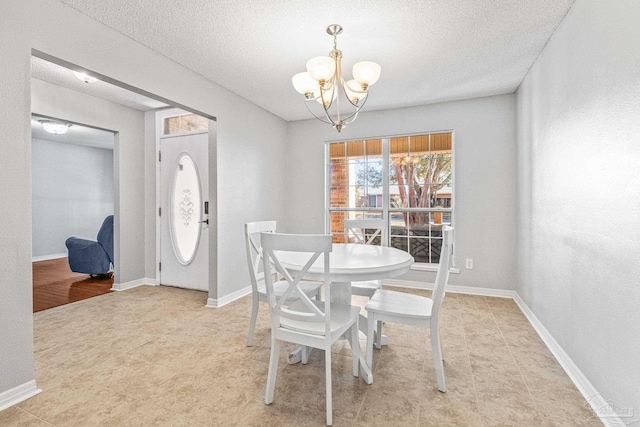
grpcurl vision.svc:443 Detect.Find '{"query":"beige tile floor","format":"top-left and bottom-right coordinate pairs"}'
top-left (2, 285), bottom-right (601, 426)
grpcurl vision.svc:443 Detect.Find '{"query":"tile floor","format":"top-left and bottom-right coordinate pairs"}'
top-left (2, 285), bottom-right (601, 426)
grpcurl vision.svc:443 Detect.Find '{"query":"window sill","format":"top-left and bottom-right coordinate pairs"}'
top-left (411, 263), bottom-right (460, 274)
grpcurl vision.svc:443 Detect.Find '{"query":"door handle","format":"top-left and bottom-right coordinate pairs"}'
top-left (199, 219), bottom-right (209, 224)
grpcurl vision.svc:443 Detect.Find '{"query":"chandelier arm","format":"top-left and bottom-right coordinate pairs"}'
top-left (343, 109), bottom-right (361, 125)
top-left (336, 62), bottom-right (368, 109)
top-left (344, 89), bottom-right (369, 108)
top-left (339, 107), bottom-right (362, 125)
top-left (335, 55), bottom-right (342, 124)
top-left (304, 100), bottom-right (335, 125)
top-left (342, 97), bottom-right (367, 125)
top-left (318, 83), bottom-right (338, 124)
top-left (339, 93), bottom-right (369, 123)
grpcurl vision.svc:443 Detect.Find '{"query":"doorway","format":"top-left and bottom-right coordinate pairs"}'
top-left (30, 53), bottom-right (218, 307)
top-left (157, 109), bottom-right (213, 292)
top-left (31, 115), bottom-right (116, 311)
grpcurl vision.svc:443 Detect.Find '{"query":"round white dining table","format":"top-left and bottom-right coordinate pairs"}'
top-left (274, 243), bottom-right (414, 383)
top-left (276, 243), bottom-right (414, 285)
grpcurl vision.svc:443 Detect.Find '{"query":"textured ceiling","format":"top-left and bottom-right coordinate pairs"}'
top-left (32, 115), bottom-right (115, 150)
top-left (58, 0), bottom-right (575, 121)
top-left (31, 57), bottom-right (169, 112)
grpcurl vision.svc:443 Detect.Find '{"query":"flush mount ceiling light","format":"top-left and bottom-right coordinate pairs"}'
top-left (292, 24), bottom-right (381, 132)
top-left (73, 70), bottom-right (99, 84)
top-left (40, 120), bottom-right (72, 135)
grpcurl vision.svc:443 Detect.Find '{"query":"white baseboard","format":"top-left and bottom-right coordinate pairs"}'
top-left (383, 278), bottom-right (515, 299)
top-left (513, 293), bottom-right (625, 427)
top-left (111, 277), bottom-right (157, 291)
top-left (206, 285), bottom-right (252, 308)
top-left (206, 279), bottom-right (512, 308)
top-left (31, 253), bottom-right (67, 262)
top-left (0, 380), bottom-right (41, 412)
top-left (384, 279), bottom-right (624, 427)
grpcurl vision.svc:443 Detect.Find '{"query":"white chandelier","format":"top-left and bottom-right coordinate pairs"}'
top-left (292, 24), bottom-right (381, 132)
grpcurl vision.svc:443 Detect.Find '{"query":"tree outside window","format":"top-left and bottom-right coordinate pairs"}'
top-left (328, 133), bottom-right (453, 264)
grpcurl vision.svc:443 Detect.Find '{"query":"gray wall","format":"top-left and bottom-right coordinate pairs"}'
top-left (0, 0), bottom-right (289, 396)
top-left (516, 0), bottom-right (640, 415)
top-left (286, 94), bottom-right (518, 290)
top-left (32, 79), bottom-right (145, 285)
top-left (0, 0), bottom-right (35, 396)
top-left (32, 137), bottom-right (113, 258)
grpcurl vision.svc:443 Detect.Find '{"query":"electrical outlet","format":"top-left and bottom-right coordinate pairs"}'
top-left (465, 258), bottom-right (474, 269)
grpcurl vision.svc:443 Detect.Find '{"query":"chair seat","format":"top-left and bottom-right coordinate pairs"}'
top-left (258, 280), bottom-right (322, 298)
top-left (351, 280), bottom-right (381, 297)
top-left (365, 226), bottom-right (454, 395)
top-left (279, 300), bottom-right (360, 336)
top-left (366, 289), bottom-right (433, 319)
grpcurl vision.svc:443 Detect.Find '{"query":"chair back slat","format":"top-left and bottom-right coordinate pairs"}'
top-left (244, 221), bottom-right (277, 293)
top-left (261, 232), bottom-right (332, 333)
top-left (431, 226), bottom-right (454, 318)
top-left (344, 219), bottom-right (388, 246)
top-left (269, 251), bottom-right (324, 318)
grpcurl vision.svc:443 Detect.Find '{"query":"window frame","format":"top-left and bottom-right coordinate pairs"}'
top-left (325, 131), bottom-right (456, 270)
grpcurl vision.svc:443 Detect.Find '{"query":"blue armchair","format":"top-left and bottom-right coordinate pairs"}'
top-left (65, 215), bottom-right (114, 276)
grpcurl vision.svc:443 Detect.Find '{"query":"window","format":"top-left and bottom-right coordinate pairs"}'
top-left (163, 113), bottom-right (208, 135)
top-left (326, 132), bottom-right (454, 267)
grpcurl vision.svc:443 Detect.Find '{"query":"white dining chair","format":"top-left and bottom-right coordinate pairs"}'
top-left (365, 226), bottom-right (454, 392)
top-left (343, 219), bottom-right (388, 297)
top-left (261, 232), bottom-right (362, 426)
top-left (244, 221), bottom-right (321, 347)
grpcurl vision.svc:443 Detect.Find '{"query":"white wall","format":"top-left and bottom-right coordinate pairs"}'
top-left (287, 94), bottom-right (518, 290)
top-left (32, 137), bottom-right (113, 258)
top-left (0, 0), bottom-right (289, 397)
top-left (516, 0), bottom-right (640, 415)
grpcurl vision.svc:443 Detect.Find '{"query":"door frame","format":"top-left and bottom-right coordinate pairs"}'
top-left (154, 108), bottom-right (218, 300)
top-left (32, 51), bottom-right (218, 298)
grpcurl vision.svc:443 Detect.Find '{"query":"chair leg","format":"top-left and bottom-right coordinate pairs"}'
top-left (247, 295), bottom-right (259, 347)
top-left (265, 336), bottom-right (280, 405)
top-left (375, 321), bottom-right (383, 350)
top-left (302, 345), bottom-right (309, 364)
top-left (366, 313), bottom-right (375, 371)
top-left (351, 323), bottom-right (360, 377)
top-left (431, 326), bottom-right (446, 392)
top-left (325, 348), bottom-right (333, 426)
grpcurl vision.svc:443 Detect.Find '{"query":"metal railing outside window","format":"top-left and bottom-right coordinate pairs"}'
top-left (326, 132), bottom-right (454, 266)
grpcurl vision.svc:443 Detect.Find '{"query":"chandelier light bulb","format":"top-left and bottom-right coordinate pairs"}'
top-left (352, 61), bottom-right (381, 89)
top-left (344, 79), bottom-right (367, 103)
top-left (292, 72), bottom-right (317, 96)
top-left (306, 56), bottom-right (336, 83)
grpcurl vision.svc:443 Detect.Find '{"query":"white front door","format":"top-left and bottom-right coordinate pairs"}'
top-left (160, 132), bottom-right (209, 291)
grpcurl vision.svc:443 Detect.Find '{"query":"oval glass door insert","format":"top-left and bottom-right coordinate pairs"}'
top-left (170, 153), bottom-right (202, 265)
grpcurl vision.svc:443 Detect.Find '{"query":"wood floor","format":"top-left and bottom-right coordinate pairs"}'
top-left (32, 257), bottom-right (113, 312)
